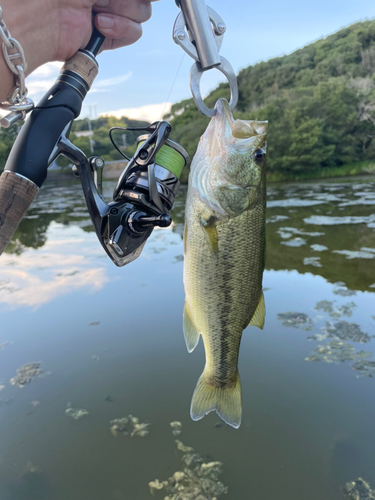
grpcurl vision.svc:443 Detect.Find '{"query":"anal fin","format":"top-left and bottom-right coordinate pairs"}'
top-left (183, 301), bottom-right (200, 353)
top-left (248, 291), bottom-right (266, 330)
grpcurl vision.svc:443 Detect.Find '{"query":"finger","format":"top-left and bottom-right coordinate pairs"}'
top-left (93, 0), bottom-right (152, 24)
top-left (94, 14), bottom-right (143, 47)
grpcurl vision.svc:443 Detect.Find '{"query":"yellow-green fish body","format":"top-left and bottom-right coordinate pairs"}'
top-left (183, 99), bottom-right (267, 428)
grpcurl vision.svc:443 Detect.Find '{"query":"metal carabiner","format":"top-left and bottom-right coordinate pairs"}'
top-left (173, 0), bottom-right (238, 117)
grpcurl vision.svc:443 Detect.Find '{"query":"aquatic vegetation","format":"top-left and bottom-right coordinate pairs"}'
top-left (333, 286), bottom-right (357, 297)
top-left (173, 255), bottom-right (184, 263)
top-left (277, 312), bottom-right (314, 330)
top-left (345, 477), bottom-right (375, 499)
top-left (305, 340), bottom-right (372, 366)
top-left (65, 404), bottom-right (89, 420)
top-left (10, 363), bottom-right (42, 387)
top-left (306, 316), bottom-right (375, 377)
top-left (131, 422), bottom-right (151, 437)
top-left (149, 436), bottom-right (228, 499)
top-left (352, 360), bottom-right (375, 378)
top-left (110, 415), bottom-right (150, 437)
top-left (315, 300), bottom-right (356, 318)
top-left (170, 421), bottom-right (182, 436)
top-left (110, 417), bottom-right (129, 437)
top-left (322, 321), bottom-right (370, 343)
top-left (175, 440), bottom-right (194, 454)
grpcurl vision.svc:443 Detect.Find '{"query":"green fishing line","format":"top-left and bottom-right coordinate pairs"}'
top-left (138, 141), bottom-right (185, 179)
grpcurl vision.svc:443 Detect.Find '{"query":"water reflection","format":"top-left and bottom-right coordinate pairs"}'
top-left (0, 175), bottom-right (375, 499)
top-left (3, 176), bottom-right (375, 293)
top-left (0, 225), bottom-right (109, 308)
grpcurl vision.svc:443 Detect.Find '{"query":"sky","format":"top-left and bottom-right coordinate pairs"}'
top-left (25, 0), bottom-right (375, 123)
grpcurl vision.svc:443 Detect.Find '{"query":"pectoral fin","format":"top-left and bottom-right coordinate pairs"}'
top-left (200, 217), bottom-right (218, 257)
top-left (183, 301), bottom-right (200, 353)
top-left (248, 291), bottom-right (266, 330)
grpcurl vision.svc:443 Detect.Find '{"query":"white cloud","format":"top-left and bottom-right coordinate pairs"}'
top-left (0, 227), bottom-right (110, 309)
top-left (25, 66), bottom-right (131, 97)
top-left (93, 72), bottom-right (132, 89)
top-left (26, 62), bottom-right (63, 96)
top-left (101, 102), bottom-right (172, 122)
top-left (90, 72), bottom-right (133, 93)
top-left (0, 266), bottom-right (108, 308)
top-left (26, 78), bottom-right (57, 96)
top-left (30, 62), bottom-right (63, 78)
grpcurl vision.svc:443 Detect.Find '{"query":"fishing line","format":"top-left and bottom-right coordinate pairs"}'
top-left (160, 53), bottom-right (185, 121)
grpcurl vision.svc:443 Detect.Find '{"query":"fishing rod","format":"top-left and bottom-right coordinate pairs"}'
top-left (0, 0), bottom-right (238, 266)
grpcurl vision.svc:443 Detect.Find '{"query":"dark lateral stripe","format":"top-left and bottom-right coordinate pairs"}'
top-left (216, 222), bottom-right (236, 387)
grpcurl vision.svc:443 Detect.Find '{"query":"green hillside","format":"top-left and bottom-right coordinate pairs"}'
top-left (166, 19), bottom-right (375, 182)
top-left (2, 20), bottom-right (375, 182)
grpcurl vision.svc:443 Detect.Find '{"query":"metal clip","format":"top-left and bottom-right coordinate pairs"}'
top-left (173, 0), bottom-right (238, 117)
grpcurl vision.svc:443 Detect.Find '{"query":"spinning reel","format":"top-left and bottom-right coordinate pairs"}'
top-left (68, 121), bottom-right (189, 266)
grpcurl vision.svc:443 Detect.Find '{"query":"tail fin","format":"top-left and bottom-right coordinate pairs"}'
top-left (190, 371), bottom-right (242, 429)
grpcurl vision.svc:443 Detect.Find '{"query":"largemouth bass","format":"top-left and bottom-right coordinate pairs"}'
top-left (183, 99), bottom-right (267, 428)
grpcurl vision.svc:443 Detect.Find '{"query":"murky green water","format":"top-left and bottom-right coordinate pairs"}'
top-left (0, 173), bottom-right (375, 500)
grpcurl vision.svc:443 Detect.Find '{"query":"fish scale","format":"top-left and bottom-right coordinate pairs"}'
top-left (183, 99), bottom-right (267, 428)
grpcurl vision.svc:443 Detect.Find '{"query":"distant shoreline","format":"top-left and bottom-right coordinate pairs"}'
top-left (17, 158), bottom-right (375, 185)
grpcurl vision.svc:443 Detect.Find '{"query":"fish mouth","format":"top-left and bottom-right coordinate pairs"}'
top-left (214, 98), bottom-right (268, 140)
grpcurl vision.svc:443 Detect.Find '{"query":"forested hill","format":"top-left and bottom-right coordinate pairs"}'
top-left (167, 19), bottom-right (375, 180)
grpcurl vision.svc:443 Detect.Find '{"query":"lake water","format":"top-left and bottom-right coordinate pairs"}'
top-left (0, 173), bottom-right (375, 500)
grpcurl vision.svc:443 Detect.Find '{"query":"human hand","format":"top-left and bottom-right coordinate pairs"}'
top-left (1, 0), bottom-right (157, 76)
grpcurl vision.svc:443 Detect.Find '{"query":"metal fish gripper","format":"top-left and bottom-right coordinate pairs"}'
top-left (173, 0), bottom-right (239, 117)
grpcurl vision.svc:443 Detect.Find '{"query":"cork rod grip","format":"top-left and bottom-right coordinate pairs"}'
top-left (0, 171), bottom-right (39, 255)
top-left (63, 52), bottom-right (99, 89)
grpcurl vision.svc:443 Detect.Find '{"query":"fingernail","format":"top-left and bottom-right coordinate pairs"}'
top-left (95, 0), bottom-right (109, 6)
top-left (98, 14), bottom-right (114, 29)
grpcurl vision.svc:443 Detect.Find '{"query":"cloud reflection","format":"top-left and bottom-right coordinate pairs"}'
top-left (0, 233), bottom-right (109, 309)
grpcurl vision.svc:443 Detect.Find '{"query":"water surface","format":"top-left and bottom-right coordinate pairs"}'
top-left (0, 174), bottom-right (375, 499)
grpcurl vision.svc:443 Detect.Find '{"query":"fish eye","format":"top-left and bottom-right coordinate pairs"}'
top-left (253, 149), bottom-right (265, 163)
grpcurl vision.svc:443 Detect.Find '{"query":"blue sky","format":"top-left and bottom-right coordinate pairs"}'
top-left (26, 0), bottom-right (375, 121)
